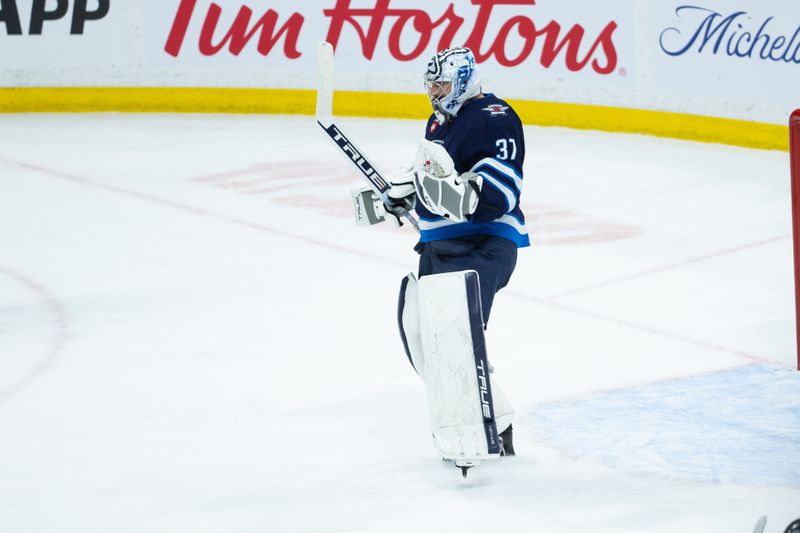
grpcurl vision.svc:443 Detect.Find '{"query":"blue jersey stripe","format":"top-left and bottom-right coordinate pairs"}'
top-left (419, 220), bottom-right (530, 247)
top-left (478, 172), bottom-right (516, 212)
top-left (471, 158), bottom-right (523, 192)
top-left (477, 164), bottom-right (522, 195)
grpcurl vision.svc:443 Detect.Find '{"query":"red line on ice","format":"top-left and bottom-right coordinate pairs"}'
top-left (2, 157), bottom-right (408, 268)
top-left (2, 156), bottom-right (777, 366)
top-left (505, 289), bottom-right (774, 364)
top-left (548, 235), bottom-right (790, 299)
top-left (0, 265), bottom-right (69, 404)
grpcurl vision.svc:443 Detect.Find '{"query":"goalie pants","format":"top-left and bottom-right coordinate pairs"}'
top-left (415, 235), bottom-right (518, 324)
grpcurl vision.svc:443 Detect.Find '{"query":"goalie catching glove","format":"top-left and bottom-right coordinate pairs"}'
top-left (351, 139), bottom-right (482, 227)
top-left (352, 166), bottom-right (416, 227)
top-left (413, 139), bottom-right (482, 222)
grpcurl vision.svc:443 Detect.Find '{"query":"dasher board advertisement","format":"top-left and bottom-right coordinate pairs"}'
top-left (652, 1), bottom-right (799, 114)
top-left (0, 0), bottom-right (124, 68)
top-left (142, 0), bottom-right (636, 88)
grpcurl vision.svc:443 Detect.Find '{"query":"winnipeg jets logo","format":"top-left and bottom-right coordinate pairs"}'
top-left (482, 104), bottom-right (508, 116)
top-left (429, 120), bottom-right (440, 133)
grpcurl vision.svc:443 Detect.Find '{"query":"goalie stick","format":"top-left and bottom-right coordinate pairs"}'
top-left (316, 41), bottom-right (419, 231)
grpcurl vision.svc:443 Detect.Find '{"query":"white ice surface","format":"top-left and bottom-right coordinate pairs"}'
top-left (0, 114), bottom-right (798, 533)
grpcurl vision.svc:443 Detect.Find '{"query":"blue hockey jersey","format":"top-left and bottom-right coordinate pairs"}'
top-left (420, 93), bottom-right (530, 248)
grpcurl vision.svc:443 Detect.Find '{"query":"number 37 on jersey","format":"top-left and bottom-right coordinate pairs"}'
top-left (495, 138), bottom-right (517, 161)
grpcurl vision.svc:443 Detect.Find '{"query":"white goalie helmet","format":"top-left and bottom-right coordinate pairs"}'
top-left (424, 47), bottom-right (482, 123)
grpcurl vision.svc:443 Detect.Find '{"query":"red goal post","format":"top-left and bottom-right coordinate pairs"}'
top-left (791, 109), bottom-right (800, 370)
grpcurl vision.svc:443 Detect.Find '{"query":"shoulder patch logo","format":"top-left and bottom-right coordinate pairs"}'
top-left (482, 104), bottom-right (508, 116)
top-left (429, 120), bottom-right (440, 134)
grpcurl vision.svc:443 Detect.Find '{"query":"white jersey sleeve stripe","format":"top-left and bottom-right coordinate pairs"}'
top-left (470, 157), bottom-right (523, 192)
top-left (478, 171), bottom-right (518, 212)
top-left (418, 214), bottom-right (528, 235)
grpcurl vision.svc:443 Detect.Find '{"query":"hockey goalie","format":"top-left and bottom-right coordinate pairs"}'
top-left (320, 45), bottom-right (530, 476)
top-left (351, 48), bottom-right (529, 476)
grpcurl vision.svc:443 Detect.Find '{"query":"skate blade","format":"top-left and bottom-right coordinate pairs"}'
top-left (454, 460), bottom-right (481, 478)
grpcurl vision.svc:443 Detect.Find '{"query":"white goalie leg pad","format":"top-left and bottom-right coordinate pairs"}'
top-left (418, 270), bottom-right (502, 463)
top-left (399, 272), bottom-right (514, 432)
top-left (398, 273), bottom-right (426, 379)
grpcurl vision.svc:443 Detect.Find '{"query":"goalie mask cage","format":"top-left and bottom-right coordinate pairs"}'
top-left (791, 109), bottom-right (800, 371)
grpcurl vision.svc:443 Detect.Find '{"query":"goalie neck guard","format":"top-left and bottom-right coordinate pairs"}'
top-left (424, 48), bottom-right (482, 124)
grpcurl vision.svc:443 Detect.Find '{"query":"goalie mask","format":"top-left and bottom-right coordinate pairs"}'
top-left (424, 48), bottom-right (482, 124)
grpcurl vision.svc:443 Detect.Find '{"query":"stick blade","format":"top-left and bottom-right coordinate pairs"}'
top-left (316, 42), bottom-right (334, 124)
